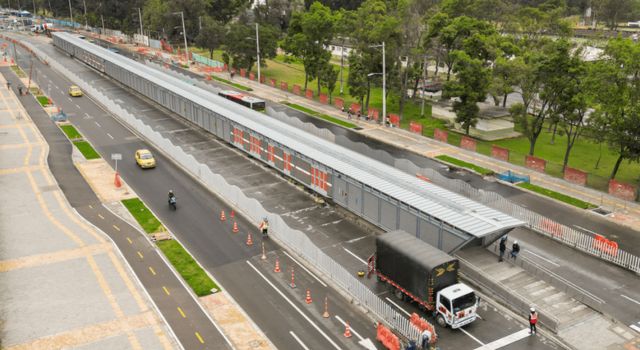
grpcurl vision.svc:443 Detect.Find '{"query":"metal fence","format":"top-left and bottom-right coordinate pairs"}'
top-left (22, 41), bottom-right (423, 344)
top-left (192, 53), bottom-right (224, 68)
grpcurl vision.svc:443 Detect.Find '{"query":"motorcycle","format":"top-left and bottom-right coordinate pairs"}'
top-left (168, 196), bottom-right (177, 210)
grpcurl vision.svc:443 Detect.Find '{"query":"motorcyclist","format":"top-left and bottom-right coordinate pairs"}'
top-left (168, 190), bottom-right (176, 203)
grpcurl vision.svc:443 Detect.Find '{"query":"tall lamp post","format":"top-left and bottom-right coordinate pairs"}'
top-left (369, 42), bottom-right (386, 126)
top-left (173, 11), bottom-right (189, 68)
top-left (137, 7), bottom-right (144, 36)
top-left (67, 0), bottom-right (74, 29)
top-left (246, 23), bottom-right (261, 83)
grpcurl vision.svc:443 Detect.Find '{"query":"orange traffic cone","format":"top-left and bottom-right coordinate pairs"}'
top-left (114, 172), bottom-right (122, 188)
top-left (344, 322), bottom-right (352, 338)
top-left (232, 221), bottom-right (239, 233)
top-left (230, 210), bottom-right (235, 218)
top-left (305, 289), bottom-right (313, 304)
top-left (246, 233), bottom-right (253, 246)
top-left (322, 297), bottom-right (330, 318)
top-left (274, 258), bottom-right (281, 273)
top-left (220, 210), bottom-right (226, 221)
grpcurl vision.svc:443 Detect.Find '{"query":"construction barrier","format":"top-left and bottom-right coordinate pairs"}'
top-left (608, 179), bottom-right (637, 201)
top-left (593, 234), bottom-right (618, 256)
top-left (388, 114), bottom-right (400, 127)
top-left (319, 93), bottom-right (328, 104)
top-left (409, 313), bottom-right (437, 344)
top-left (491, 145), bottom-right (509, 162)
top-left (460, 136), bottom-right (477, 152)
top-left (305, 89), bottom-right (313, 99)
top-left (280, 81), bottom-right (288, 92)
top-left (334, 97), bottom-right (344, 110)
top-left (409, 121), bottom-right (423, 134)
top-left (376, 323), bottom-right (400, 350)
top-left (564, 166), bottom-right (588, 186)
top-left (292, 84), bottom-right (302, 95)
top-left (434, 128), bottom-right (448, 143)
top-left (525, 155), bottom-right (546, 172)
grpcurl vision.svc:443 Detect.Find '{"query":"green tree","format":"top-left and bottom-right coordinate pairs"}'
top-left (347, 53), bottom-right (369, 106)
top-left (224, 23), bottom-right (279, 72)
top-left (319, 63), bottom-right (339, 104)
top-left (443, 51), bottom-right (491, 135)
top-left (195, 17), bottom-right (226, 59)
top-left (590, 38), bottom-right (640, 180)
top-left (593, 0), bottom-right (640, 30)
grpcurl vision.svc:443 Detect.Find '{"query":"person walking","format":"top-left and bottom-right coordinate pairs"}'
top-left (511, 240), bottom-right (520, 260)
top-left (529, 308), bottom-right (538, 335)
top-left (499, 236), bottom-right (507, 262)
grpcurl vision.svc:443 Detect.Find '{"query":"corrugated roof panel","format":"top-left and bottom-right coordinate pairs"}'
top-left (57, 32), bottom-right (525, 238)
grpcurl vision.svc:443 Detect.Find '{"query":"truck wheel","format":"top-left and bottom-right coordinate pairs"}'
top-left (393, 288), bottom-right (404, 301)
top-left (436, 314), bottom-right (447, 328)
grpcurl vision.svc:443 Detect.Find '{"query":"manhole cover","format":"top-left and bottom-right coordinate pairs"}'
top-left (591, 207), bottom-right (611, 216)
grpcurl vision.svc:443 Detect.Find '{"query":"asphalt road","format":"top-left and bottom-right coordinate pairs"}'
top-left (8, 36), bottom-right (384, 350)
top-left (1, 66), bottom-right (231, 350)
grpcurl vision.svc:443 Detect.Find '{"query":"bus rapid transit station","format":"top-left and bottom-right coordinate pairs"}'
top-left (53, 32), bottom-right (525, 253)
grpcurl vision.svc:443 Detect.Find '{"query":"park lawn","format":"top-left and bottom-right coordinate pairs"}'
top-left (37, 95), bottom-right (50, 106)
top-left (59, 124), bottom-right (82, 140)
top-left (517, 182), bottom-right (597, 209)
top-left (435, 155), bottom-right (494, 176)
top-left (156, 240), bottom-right (219, 296)
top-left (283, 102), bottom-right (357, 128)
top-left (121, 198), bottom-right (164, 234)
top-left (72, 141), bottom-right (100, 160)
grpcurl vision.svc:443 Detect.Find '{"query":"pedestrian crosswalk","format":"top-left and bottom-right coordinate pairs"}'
top-left (630, 321), bottom-right (640, 333)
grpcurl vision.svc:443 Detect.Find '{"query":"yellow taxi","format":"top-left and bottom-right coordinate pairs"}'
top-left (68, 85), bottom-right (83, 97)
top-left (134, 149), bottom-right (156, 169)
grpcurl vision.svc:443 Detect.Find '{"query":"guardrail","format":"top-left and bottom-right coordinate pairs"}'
top-left (18, 39), bottom-right (424, 344)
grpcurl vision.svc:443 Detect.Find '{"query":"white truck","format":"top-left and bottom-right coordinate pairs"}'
top-left (369, 230), bottom-right (479, 328)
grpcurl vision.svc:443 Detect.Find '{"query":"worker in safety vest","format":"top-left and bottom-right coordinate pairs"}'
top-left (529, 307), bottom-right (538, 335)
top-left (259, 218), bottom-right (269, 237)
top-left (420, 329), bottom-right (432, 349)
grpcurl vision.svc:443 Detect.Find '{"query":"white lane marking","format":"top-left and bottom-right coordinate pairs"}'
top-left (343, 247), bottom-right (367, 265)
top-left (106, 133), bottom-right (114, 139)
top-left (346, 235), bottom-right (367, 243)
top-left (67, 97), bottom-right (72, 102)
top-left (84, 112), bottom-right (91, 118)
top-left (289, 331), bottom-right (311, 350)
top-left (573, 225), bottom-right (600, 236)
top-left (473, 328), bottom-right (530, 350)
top-left (385, 297), bottom-right (411, 317)
top-left (621, 294), bottom-right (640, 306)
top-left (75, 104), bottom-right (80, 109)
top-left (334, 315), bottom-right (363, 341)
top-left (524, 250), bottom-right (559, 267)
top-left (282, 250), bottom-right (327, 288)
top-left (461, 328), bottom-right (485, 346)
top-left (246, 261), bottom-right (342, 350)
top-left (630, 324), bottom-right (640, 333)
top-left (94, 121), bottom-right (101, 127)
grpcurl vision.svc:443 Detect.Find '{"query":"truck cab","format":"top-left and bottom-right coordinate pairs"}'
top-left (435, 283), bottom-right (478, 329)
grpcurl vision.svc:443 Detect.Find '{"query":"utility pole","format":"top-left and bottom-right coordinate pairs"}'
top-left (82, 0), bottom-right (87, 28)
top-left (339, 39), bottom-right (344, 95)
top-left (255, 23), bottom-right (261, 83)
top-left (101, 14), bottom-right (105, 36)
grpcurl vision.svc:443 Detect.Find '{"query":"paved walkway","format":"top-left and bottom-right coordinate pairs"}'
top-left (0, 69), bottom-right (177, 350)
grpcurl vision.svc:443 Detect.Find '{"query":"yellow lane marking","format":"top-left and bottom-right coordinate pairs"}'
top-left (112, 224), bottom-right (120, 231)
top-left (149, 267), bottom-right (156, 275)
top-left (98, 214), bottom-right (104, 219)
top-left (195, 332), bottom-right (204, 344)
top-left (137, 251), bottom-right (143, 259)
top-left (163, 286), bottom-right (170, 296)
top-left (177, 307), bottom-right (186, 318)
top-left (127, 237), bottom-right (133, 244)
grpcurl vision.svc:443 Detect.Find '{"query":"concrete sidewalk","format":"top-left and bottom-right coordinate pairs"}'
top-left (0, 68), bottom-right (177, 350)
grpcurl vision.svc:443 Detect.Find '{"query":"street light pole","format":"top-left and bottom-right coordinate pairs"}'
top-left (67, 0), bottom-right (74, 28)
top-left (255, 23), bottom-right (261, 83)
top-left (101, 14), bottom-right (105, 36)
top-left (421, 54), bottom-right (427, 117)
top-left (382, 41), bottom-right (386, 127)
top-left (137, 7), bottom-right (143, 36)
top-left (82, 0), bottom-right (87, 28)
top-left (177, 11), bottom-right (189, 67)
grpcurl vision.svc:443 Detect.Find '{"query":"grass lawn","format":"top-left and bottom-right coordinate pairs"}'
top-left (10, 65), bottom-right (26, 78)
top-left (121, 198), bottom-right (164, 234)
top-left (211, 75), bottom-right (252, 91)
top-left (59, 124), bottom-right (82, 140)
top-left (72, 141), bottom-right (100, 160)
top-left (283, 102), bottom-right (357, 128)
top-left (435, 155), bottom-right (494, 176)
top-left (517, 182), bottom-right (597, 209)
top-left (36, 95), bottom-right (50, 106)
top-left (157, 240), bottom-right (219, 296)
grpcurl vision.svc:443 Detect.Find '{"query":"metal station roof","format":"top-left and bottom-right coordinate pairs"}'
top-left (56, 32), bottom-right (524, 238)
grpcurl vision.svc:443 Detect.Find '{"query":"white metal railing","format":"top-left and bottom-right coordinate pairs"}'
top-left (21, 42), bottom-right (423, 343)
